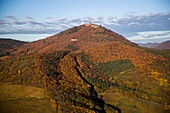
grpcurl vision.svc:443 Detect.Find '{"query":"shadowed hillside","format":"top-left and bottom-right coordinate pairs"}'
top-left (0, 38), bottom-right (27, 57)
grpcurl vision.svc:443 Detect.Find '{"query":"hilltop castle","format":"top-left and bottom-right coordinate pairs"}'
top-left (84, 22), bottom-right (99, 28)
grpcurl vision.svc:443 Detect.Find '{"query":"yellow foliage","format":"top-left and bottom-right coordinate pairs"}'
top-left (157, 78), bottom-right (168, 87)
top-left (150, 70), bottom-right (168, 87)
top-left (18, 70), bottom-right (21, 74)
top-left (151, 71), bottom-right (161, 77)
top-left (57, 105), bottom-right (62, 113)
top-left (142, 94), bottom-right (149, 100)
top-left (50, 98), bottom-right (57, 110)
top-left (164, 104), bottom-right (170, 110)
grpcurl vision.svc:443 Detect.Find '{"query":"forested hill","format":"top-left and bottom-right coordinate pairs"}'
top-left (0, 24), bottom-right (169, 113)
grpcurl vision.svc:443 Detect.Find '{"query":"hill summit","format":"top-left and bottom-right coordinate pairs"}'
top-left (11, 24), bottom-right (136, 55)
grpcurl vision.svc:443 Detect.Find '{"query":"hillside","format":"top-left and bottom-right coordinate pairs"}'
top-left (138, 43), bottom-right (159, 48)
top-left (156, 40), bottom-right (170, 50)
top-left (0, 83), bottom-right (54, 113)
top-left (139, 40), bottom-right (170, 50)
top-left (0, 38), bottom-right (27, 57)
top-left (0, 24), bottom-right (169, 113)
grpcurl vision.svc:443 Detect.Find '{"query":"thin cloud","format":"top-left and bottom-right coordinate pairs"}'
top-left (12, 20), bottom-right (27, 25)
top-left (26, 20), bottom-right (44, 26)
top-left (6, 16), bottom-right (16, 20)
top-left (105, 12), bottom-right (170, 35)
top-left (127, 30), bottom-right (170, 43)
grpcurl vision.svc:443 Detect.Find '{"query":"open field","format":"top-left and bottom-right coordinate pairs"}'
top-left (0, 83), bottom-right (54, 113)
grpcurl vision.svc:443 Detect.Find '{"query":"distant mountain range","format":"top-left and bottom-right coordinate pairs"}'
top-left (0, 24), bottom-right (169, 113)
top-left (138, 40), bottom-right (170, 50)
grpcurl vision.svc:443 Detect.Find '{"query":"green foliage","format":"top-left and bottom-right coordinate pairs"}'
top-left (43, 50), bottom-right (69, 77)
top-left (98, 60), bottom-right (134, 75)
top-left (80, 52), bottom-right (93, 65)
top-left (87, 76), bottom-right (111, 89)
top-left (0, 52), bottom-right (10, 57)
top-left (123, 42), bottom-right (139, 48)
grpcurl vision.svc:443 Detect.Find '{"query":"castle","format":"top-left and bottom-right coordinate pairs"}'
top-left (84, 22), bottom-right (99, 28)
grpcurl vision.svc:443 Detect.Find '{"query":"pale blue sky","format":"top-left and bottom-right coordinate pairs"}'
top-left (1, 0), bottom-right (170, 18)
top-left (0, 0), bottom-right (170, 43)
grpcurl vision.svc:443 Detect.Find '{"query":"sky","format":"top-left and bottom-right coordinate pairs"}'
top-left (0, 0), bottom-right (170, 43)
